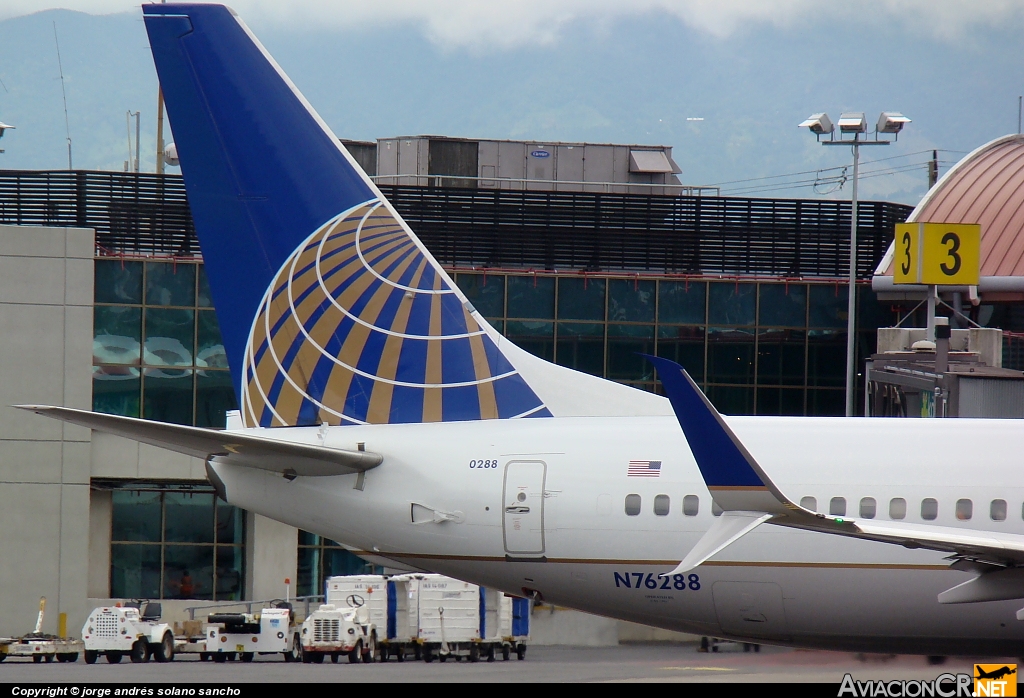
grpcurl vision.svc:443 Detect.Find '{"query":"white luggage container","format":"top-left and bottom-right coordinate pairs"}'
top-left (417, 576), bottom-right (479, 662)
top-left (325, 575), bottom-right (388, 630)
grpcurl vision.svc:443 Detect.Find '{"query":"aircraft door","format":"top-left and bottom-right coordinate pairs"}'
top-left (502, 460), bottom-right (546, 556)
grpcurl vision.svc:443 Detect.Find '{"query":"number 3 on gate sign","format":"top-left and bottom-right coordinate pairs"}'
top-left (893, 222), bottom-right (980, 286)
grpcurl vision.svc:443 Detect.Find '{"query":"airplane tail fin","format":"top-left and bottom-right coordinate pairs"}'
top-left (143, 4), bottom-right (575, 427)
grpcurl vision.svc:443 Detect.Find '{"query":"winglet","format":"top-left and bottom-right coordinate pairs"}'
top-left (645, 355), bottom-right (794, 516)
top-left (664, 511), bottom-right (772, 576)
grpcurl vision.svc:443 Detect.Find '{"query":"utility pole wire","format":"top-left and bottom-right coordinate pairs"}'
top-left (53, 21), bottom-right (72, 170)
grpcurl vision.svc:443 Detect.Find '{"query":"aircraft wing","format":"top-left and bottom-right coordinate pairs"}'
top-left (15, 405), bottom-right (382, 477)
top-left (646, 356), bottom-right (1024, 600)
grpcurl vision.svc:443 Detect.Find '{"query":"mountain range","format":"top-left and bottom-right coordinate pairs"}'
top-left (1, 8), bottom-right (1022, 206)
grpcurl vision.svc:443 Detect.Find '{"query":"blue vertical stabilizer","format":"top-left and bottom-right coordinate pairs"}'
top-left (142, 4), bottom-right (549, 427)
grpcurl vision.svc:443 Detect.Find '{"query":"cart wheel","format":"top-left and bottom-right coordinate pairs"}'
top-left (413, 645), bottom-right (421, 661)
top-left (153, 632), bottom-right (174, 663)
top-left (84, 650), bottom-right (98, 665)
top-left (0, 653), bottom-right (5, 663)
top-left (226, 652), bottom-right (237, 661)
top-left (200, 653), bottom-right (211, 662)
top-left (502, 645), bottom-right (510, 661)
top-left (469, 645), bottom-right (480, 663)
top-left (396, 649), bottom-right (405, 663)
top-left (311, 652), bottom-right (324, 664)
top-left (33, 655), bottom-right (43, 663)
top-left (284, 634), bottom-right (301, 663)
top-left (213, 653), bottom-right (227, 663)
top-left (348, 641), bottom-right (362, 664)
top-left (240, 652), bottom-right (254, 663)
top-left (754, 644), bottom-right (761, 653)
top-left (423, 648), bottom-right (434, 663)
top-left (439, 653), bottom-right (447, 663)
top-left (379, 646), bottom-right (389, 663)
top-left (516, 644), bottom-right (527, 661)
top-left (362, 633), bottom-right (376, 663)
top-left (130, 640), bottom-right (149, 663)
top-left (106, 651), bottom-right (123, 664)
top-left (64, 653), bottom-right (79, 663)
top-left (331, 653), bottom-right (339, 664)
top-left (486, 646), bottom-right (495, 662)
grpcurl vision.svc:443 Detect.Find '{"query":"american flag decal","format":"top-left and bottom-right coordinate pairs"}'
top-left (628, 460), bottom-right (662, 477)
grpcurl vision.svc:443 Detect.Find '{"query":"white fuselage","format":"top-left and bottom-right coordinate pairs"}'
top-left (213, 415), bottom-right (1024, 655)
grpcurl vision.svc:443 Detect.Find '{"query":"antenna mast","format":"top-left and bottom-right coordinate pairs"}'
top-left (53, 22), bottom-right (72, 170)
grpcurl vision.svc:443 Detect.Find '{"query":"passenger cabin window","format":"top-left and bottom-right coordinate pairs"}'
top-left (829, 497), bottom-right (847, 517)
top-left (654, 495), bottom-right (670, 516)
top-left (800, 496), bottom-right (817, 512)
top-left (921, 498), bottom-right (938, 521)
top-left (624, 494), bottom-right (641, 516)
top-left (859, 497), bottom-right (876, 519)
top-left (991, 499), bottom-right (1007, 521)
top-left (712, 501), bottom-right (723, 517)
top-left (683, 495), bottom-right (699, 517)
top-left (889, 498), bottom-right (907, 520)
top-left (955, 499), bottom-right (973, 521)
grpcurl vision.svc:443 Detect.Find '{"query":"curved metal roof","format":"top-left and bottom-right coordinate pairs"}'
top-left (877, 134), bottom-right (1024, 283)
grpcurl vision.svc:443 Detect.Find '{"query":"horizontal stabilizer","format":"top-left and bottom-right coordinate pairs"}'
top-left (16, 405), bottom-right (382, 477)
top-left (663, 511), bottom-right (772, 576)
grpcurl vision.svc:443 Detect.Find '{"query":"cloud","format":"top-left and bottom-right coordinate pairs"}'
top-left (4, 0), bottom-right (1024, 48)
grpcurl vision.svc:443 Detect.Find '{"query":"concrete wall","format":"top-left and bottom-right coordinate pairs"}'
top-left (0, 224), bottom-right (94, 638)
top-left (245, 513), bottom-right (298, 602)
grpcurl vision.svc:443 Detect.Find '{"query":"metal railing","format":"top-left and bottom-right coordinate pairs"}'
top-left (371, 173), bottom-right (720, 197)
top-left (183, 595), bottom-right (325, 621)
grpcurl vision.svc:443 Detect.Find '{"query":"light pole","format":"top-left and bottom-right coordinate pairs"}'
top-left (800, 111), bottom-right (910, 417)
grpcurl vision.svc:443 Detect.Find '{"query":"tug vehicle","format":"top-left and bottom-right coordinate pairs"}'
top-left (299, 602), bottom-right (379, 664)
top-left (205, 601), bottom-right (300, 662)
top-left (82, 601), bottom-right (174, 664)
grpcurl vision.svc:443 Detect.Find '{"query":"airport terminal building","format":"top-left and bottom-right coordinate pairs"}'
top-left (0, 137), bottom-right (916, 636)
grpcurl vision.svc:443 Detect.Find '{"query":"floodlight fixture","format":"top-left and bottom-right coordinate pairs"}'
top-left (799, 106), bottom-right (907, 417)
top-left (838, 112), bottom-right (867, 134)
top-left (799, 113), bottom-right (833, 135)
top-left (877, 111), bottom-right (911, 135)
top-left (164, 142), bottom-right (179, 167)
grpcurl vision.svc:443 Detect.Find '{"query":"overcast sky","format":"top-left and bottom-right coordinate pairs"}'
top-left (2, 1), bottom-right (1023, 203)
top-left (5, 0), bottom-right (1024, 48)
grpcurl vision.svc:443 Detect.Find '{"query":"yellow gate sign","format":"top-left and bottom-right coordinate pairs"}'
top-left (893, 222), bottom-right (980, 285)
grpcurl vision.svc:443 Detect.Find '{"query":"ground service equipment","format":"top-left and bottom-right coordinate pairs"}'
top-left (0, 598), bottom-right (83, 663)
top-left (205, 602), bottom-right (299, 662)
top-left (299, 603), bottom-right (379, 663)
top-left (81, 601), bottom-right (174, 664)
top-left (381, 574), bottom-right (529, 662)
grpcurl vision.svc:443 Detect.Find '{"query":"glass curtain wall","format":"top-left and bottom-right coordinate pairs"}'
top-left (458, 273), bottom-right (890, 416)
top-left (109, 485), bottom-right (244, 600)
top-left (93, 260), bottom-right (237, 427)
top-left (296, 532), bottom-right (383, 597)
